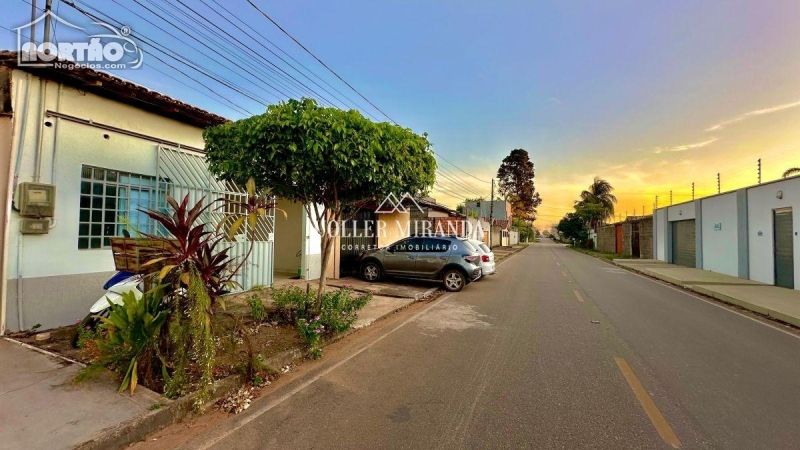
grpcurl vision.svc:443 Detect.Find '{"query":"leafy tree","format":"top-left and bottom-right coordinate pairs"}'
top-left (204, 99), bottom-right (436, 307)
top-left (783, 167), bottom-right (800, 178)
top-left (513, 217), bottom-right (534, 242)
top-left (573, 198), bottom-right (607, 230)
top-left (579, 176), bottom-right (617, 227)
top-left (496, 149), bottom-right (542, 221)
top-left (556, 212), bottom-right (588, 244)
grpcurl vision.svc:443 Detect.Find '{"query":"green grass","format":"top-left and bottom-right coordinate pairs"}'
top-left (568, 246), bottom-right (631, 261)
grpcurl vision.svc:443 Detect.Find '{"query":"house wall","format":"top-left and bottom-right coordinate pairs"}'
top-left (0, 115), bottom-right (12, 333)
top-left (654, 208), bottom-right (667, 260)
top-left (490, 226), bottom-right (502, 248)
top-left (651, 177), bottom-right (799, 289)
top-left (3, 70), bottom-right (211, 332)
top-left (597, 225), bottom-right (616, 253)
top-left (701, 192), bottom-right (739, 277)
top-left (747, 178), bottom-right (800, 287)
top-left (639, 217), bottom-right (653, 259)
top-left (274, 198), bottom-right (303, 275)
top-left (621, 222), bottom-right (632, 256)
top-left (377, 211), bottom-right (409, 248)
top-left (301, 203), bottom-right (323, 280)
top-left (667, 201), bottom-right (696, 222)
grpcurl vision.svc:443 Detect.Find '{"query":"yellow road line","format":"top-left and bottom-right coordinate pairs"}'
top-left (572, 290), bottom-right (585, 303)
top-left (614, 357), bottom-right (681, 448)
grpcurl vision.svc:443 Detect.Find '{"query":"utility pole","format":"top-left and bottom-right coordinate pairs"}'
top-left (758, 158), bottom-right (762, 184)
top-left (488, 179), bottom-right (495, 247)
top-left (43, 0), bottom-right (53, 50)
top-left (691, 182), bottom-right (695, 200)
top-left (655, 195), bottom-right (659, 209)
top-left (29, 0), bottom-right (37, 46)
top-left (717, 173), bottom-right (721, 194)
top-left (670, 190), bottom-right (673, 205)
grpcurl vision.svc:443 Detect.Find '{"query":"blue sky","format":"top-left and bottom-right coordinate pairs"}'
top-left (5, 0), bottom-right (800, 227)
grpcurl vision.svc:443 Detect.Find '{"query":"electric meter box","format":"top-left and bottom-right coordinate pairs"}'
top-left (20, 218), bottom-right (50, 234)
top-left (18, 182), bottom-right (56, 218)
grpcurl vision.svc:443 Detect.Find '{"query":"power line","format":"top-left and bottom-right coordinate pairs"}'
top-left (63, 0), bottom-right (276, 108)
top-left (436, 169), bottom-right (485, 197)
top-left (113, 0), bottom-right (291, 100)
top-left (135, 0), bottom-right (312, 102)
top-left (246, 0), bottom-right (396, 123)
top-left (204, 0), bottom-right (370, 115)
top-left (435, 153), bottom-right (493, 184)
top-left (8, 4), bottom-right (254, 117)
top-left (169, 0), bottom-right (347, 109)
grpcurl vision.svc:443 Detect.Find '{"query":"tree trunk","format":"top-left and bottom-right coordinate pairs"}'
top-left (316, 231), bottom-right (334, 310)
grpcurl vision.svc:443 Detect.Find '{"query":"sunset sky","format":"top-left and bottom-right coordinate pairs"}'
top-left (5, 1), bottom-right (800, 230)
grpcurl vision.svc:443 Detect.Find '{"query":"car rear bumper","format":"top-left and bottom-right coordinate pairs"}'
top-left (480, 262), bottom-right (496, 275)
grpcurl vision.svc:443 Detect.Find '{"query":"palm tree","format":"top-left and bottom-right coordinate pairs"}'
top-left (783, 167), bottom-right (800, 178)
top-left (580, 176), bottom-right (617, 226)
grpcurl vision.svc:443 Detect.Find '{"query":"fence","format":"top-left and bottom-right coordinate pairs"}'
top-left (156, 146), bottom-right (275, 290)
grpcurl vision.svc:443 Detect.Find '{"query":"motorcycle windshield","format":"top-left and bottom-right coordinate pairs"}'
top-left (103, 271), bottom-right (136, 290)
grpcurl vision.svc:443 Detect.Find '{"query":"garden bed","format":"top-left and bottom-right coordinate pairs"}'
top-left (9, 293), bottom-right (302, 386)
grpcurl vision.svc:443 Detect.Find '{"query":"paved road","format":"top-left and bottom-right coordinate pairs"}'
top-left (173, 241), bottom-right (800, 449)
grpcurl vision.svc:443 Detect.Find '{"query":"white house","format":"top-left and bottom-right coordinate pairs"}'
top-left (653, 176), bottom-right (799, 290)
top-left (0, 51), bottom-right (321, 333)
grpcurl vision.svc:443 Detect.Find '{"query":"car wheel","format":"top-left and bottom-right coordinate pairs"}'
top-left (362, 261), bottom-right (382, 282)
top-left (442, 269), bottom-right (466, 292)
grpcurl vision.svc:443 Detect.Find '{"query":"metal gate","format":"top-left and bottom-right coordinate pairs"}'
top-left (672, 220), bottom-right (696, 268)
top-left (339, 209), bottom-right (377, 277)
top-left (615, 224), bottom-right (623, 254)
top-left (774, 208), bottom-right (794, 289)
top-left (631, 222), bottom-right (641, 258)
top-left (156, 146), bottom-right (275, 290)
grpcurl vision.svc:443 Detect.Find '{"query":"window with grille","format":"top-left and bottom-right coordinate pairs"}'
top-left (78, 165), bottom-right (167, 249)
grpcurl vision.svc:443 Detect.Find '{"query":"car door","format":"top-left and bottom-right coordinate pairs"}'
top-left (382, 238), bottom-right (422, 276)
top-left (415, 238), bottom-right (453, 276)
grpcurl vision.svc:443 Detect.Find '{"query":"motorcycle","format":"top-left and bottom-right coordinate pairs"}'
top-left (70, 271), bottom-right (144, 347)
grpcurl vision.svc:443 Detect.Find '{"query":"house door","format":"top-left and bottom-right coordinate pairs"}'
top-left (774, 208), bottom-right (794, 289)
top-left (631, 222), bottom-right (641, 258)
top-left (615, 225), bottom-right (623, 254)
top-left (672, 220), bottom-right (696, 268)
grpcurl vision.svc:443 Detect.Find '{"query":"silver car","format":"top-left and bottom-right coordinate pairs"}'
top-left (357, 236), bottom-right (482, 292)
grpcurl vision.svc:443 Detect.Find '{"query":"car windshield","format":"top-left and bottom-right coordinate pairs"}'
top-left (461, 239), bottom-right (477, 252)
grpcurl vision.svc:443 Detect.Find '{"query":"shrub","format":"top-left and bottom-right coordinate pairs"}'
top-left (296, 316), bottom-right (324, 359)
top-left (246, 295), bottom-right (267, 323)
top-left (80, 288), bottom-right (169, 395)
top-left (272, 285), bottom-right (313, 323)
top-left (319, 288), bottom-right (372, 334)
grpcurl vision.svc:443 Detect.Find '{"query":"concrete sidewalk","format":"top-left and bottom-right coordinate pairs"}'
top-left (0, 339), bottom-right (164, 450)
top-left (614, 259), bottom-right (800, 327)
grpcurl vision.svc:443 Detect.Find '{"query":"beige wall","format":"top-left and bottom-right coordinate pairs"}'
top-left (274, 198), bottom-right (303, 275)
top-left (0, 116), bottom-right (12, 333)
top-left (377, 211), bottom-right (409, 248)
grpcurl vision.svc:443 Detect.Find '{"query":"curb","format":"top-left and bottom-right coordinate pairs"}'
top-left (75, 279), bottom-right (442, 447)
top-left (3, 336), bottom-right (86, 367)
top-left (610, 261), bottom-right (800, 330)
top-left (74, 375), bottom-right (244, 450)
top-left (262, 292), bottom-right (431, 372)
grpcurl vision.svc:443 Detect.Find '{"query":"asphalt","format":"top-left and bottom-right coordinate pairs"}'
top-left (164, 240), bottom-right (800, 449)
